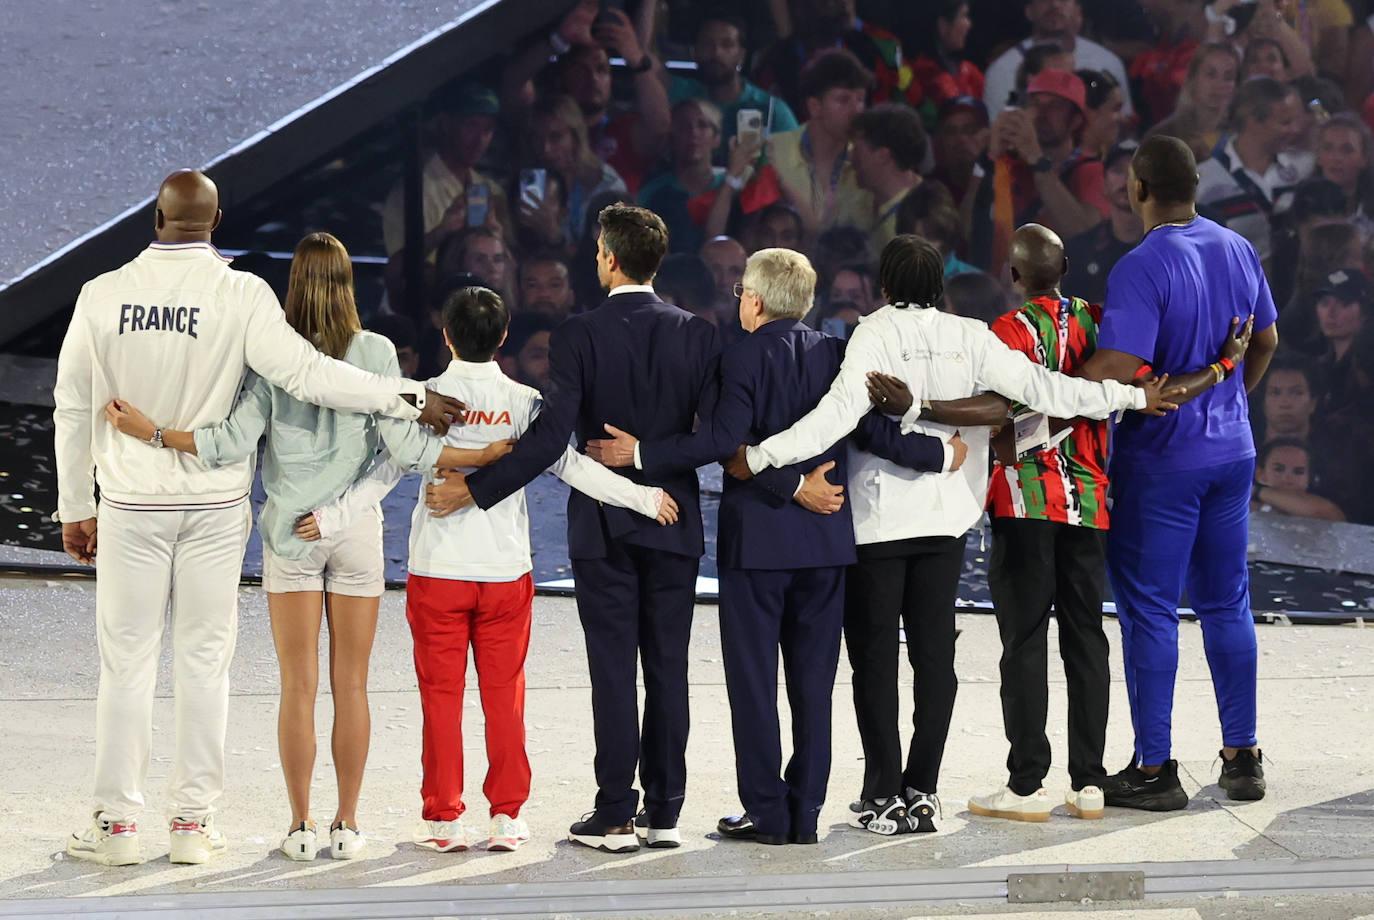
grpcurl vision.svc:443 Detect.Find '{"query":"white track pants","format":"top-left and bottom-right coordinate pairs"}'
top-left (92, 501), bottom-right (251, 822)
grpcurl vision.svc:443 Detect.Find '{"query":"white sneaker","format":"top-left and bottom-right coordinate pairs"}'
top-left (1065, 785), bottom-right (1105, 820)
top-left (330, 823), bottom-right (366, 860)
top-left (67, 814), bottom-right (142, 866)
top-left (487, 814), bottom-right (530, 852)
top-left (968, 786), bottom-right (1053, 823)
top-left (414, 819), bottom-right (474, 852)
top-left (280, 821), bottom-right (318, 861)
top-left (169, 815), bottom-right (227, 865)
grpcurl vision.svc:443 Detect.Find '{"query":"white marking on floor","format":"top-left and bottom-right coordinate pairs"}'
top-left (19, 870), bottom-right (102, 891)
top-left (73, 865), bottom-right (213, 898)
top-left (369, 843), bottom-right (555, 887)
top-left (198, 867), bottom-right (281, 887)
top-left (572, 839), bottom-right (712, 874)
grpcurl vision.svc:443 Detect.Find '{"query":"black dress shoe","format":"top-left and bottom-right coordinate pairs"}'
top-left (716, 814), bottom-right (788, 845)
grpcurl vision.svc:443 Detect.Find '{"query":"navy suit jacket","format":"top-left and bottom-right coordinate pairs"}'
top-left (637, 320), bottom-right (947, 571)
top-left (466, 290), bottom-right (802, 560)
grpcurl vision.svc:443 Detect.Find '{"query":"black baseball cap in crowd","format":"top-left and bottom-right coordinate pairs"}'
top-left (937, 96), bottom-right (990, 127)
top-left (1315, 268), bottom-right (1373, 303)
top-left (1105, 140), bottom-right (1139, 170)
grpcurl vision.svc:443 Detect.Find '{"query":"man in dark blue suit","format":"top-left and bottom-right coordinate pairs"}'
top-left (586, 249), bottom-right (964, 844)
top-left (439, 204), bottom-right (809, 852)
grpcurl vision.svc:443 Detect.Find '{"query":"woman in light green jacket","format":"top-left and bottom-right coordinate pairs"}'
top-left (107, 233), bottom-right (508, 861)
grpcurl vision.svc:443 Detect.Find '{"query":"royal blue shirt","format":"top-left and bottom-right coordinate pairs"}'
top-left (1099, 216), bottom-right (1277, 475)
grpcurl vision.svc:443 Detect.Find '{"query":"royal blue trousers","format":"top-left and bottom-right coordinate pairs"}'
top-left (1106, 458), bottom-right (1259, 766)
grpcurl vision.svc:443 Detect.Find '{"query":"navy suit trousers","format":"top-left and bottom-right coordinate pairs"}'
top-left (718, 565), bottom-right (846, 837)
top-left (571, 542), bottom-right (699, 827)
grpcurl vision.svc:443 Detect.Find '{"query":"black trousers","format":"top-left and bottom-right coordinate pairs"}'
top-left (719, 565), bottom-right (845, 838)
top-left (987, 517), bottom-right (1109, 795)
top-left (571, 541), bottom-right (700, 826)
top-left (845, 533), bottom-right (967, 799)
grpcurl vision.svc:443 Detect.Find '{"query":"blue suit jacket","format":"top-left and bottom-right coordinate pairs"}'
top-left (466, 290), bottom-right (802, 560)
top-left (637, 320), bottom-right (947, 570)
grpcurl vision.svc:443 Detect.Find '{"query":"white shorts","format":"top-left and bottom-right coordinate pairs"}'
top-left (262, 506), bottom-right (385, 597)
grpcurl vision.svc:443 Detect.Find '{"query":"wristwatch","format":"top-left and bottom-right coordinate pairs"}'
top-left (725, 173), bottom-right (748, 191)
top-left (1031, 156), bottom-right (1054, 174)
top-left (150, 428), bottom-right (165, 449)
top-left (548, 29), bottom-right (572, 55)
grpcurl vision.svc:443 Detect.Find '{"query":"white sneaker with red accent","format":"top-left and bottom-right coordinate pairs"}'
top-left (67, 814), bottom-right (142, 866)
top-left (488, 814), bottom-right (530, 852)
top-left (169, 815), bottom-right (227, 865)
top-left (414, 819), bottom-right (475, 852)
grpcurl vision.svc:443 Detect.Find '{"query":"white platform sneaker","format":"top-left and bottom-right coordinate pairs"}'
top-left (280, 821), bottom-right (318, 861)
top-left (1065, 785), bottom-right (1106, 820)
top-left (169, 815), bottom-right (227, 865)
top-left (487, 814), bottom-right (531, 852)
top-left (67, 814), bottom-right (142, 866)
top-left (415, 819), bottom-right (475, 852)
top-left (330, 823), bottom-right (366, 860)
top-left (968, 786), bottom-right (1053, 823)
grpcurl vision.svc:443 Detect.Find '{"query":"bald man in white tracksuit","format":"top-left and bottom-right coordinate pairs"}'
top-left (53, 236), bottom-right (452, 866)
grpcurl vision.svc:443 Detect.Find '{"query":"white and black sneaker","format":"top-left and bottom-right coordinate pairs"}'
top-left (633, 810), bottom-right (682, 849)
top-left (903, 788), bottom-right (941, 833)
top-left (848, 796), bottom-right (916, 836)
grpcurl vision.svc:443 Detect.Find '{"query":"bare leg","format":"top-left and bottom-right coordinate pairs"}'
top-left (324, 593), bottom-right (380, 829)
top-left (269, 591), bottom-right (324, 830)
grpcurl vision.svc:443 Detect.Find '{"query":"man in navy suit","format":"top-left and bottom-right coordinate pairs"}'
top-left (586, 249), bottom-right (965, 844)
top-left (435, 204), bottom-right (809, 852)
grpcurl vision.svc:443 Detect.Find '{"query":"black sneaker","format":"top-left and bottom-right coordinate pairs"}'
top-left (902, 787), bottom-right (941, 833)
top-left (1218, 749), bottom-right (1266, 801)
top-left (1103, 759), bottom-right (1188, 812)
top-left (847, 796), bottom-right (915, 835)
top-left (569, 813), bottom-right (640, 852)
top-left (633, 810), bottom-right (682, 848)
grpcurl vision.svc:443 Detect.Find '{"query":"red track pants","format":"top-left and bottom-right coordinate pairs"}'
top-left (406, 573), bottom-right (534, 821)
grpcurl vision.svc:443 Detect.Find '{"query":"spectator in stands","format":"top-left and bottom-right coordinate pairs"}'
top-left (1234, 0), bottom-right (1316, 80)
top-left (639, 99), bottom-right (727, 255)
top-left (1314, 113), bottom-right (1374, 236)
top-left (982, 0), bottom-right (1132, 120)
top-left (367, 313), bottom-right (421, 378)
top-left (382, 82), bottom-right (509, 265)
top-left (906, 1), bottom-right (985, 116)
top-left (1347, 9), bottom-right (1374, 106)
top-left (930, 97), bottom-right (991, 208)
top-left (1251, 438), bottom-right (1346, 520)
top-left (522, 94), bottom-right (627, 249)
top-left (655, 253), bottom-right (723, 326)
top-left (1130, 0), bottom-right (1212, 127)
top-left (512, 169), bottom-right (574, 261)
top-left (669, 12), bottom-right (799, 158)
top-left (434, 226), bottom-right (513, 300)
top-left (744, 203), bottom-right (806, 252)
top-left (1268, 177), bottom-right (1348, 309)
top-left (850, 104), bottom-right (929, 249)
top-left (1279, 221), bottom-right (1363, 348)
top-left (1196, 76), bottom-right (1314, 269)
top-left (811, 225), bottom-right (875, 292)
top-left (500, 0), bottom-right (670, 196)
top-left (1013, 43), bottom-right (1077, 102)
top-left (764, 50), bottom-right (875, 235)
top-left (990, 69), bottom-right (1109, 239)
top-left (1240, 36), bottom-right (1291, 83)
top-left (894, 183), bottom-right (976, 277)
top-left (1063, 140), bottom-right (1144, 304)
top-left (827, 263), bottom-right (881, 316)
top-left (838, 0), bottom-right (910, 104)
top-left (1313, 268), bottom-right (1374, 418)
top-left (1077, 69), bottom-right (1125, 161)
top-left (1276, 0), bottom-right (1353, 83)
top-left (700, 235), bottom-right (749, 314)
top-left (752, 0), bottom-right (892, 113)
top-left (498, 312), bottom-right (556, 392)
top-left (517, 252), bottom-right (578, 322)
top-left (942, 270), bottom-right (1012, 323)
top-left (1147, 42), bottom-right (1240, 161)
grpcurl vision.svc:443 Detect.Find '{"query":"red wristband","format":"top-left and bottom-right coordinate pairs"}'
top-left (1218, 356), bottom-right (1236, 375)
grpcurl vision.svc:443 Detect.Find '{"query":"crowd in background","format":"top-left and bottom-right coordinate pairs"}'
top-left (361, 0), bottom-right (1374, 526)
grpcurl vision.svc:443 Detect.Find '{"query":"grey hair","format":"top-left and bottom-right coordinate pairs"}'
top-left (743, 248), bottom-right (817, 320)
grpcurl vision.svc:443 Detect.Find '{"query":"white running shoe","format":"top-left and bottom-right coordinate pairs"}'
top-left (487, 814), bottom-right (531, 852)
top-left (1065, 785), bottom-right (1106, 820)
top-left (280, 822), bottom-right (318, 861)
top-left (968, 786), bottom-right (1053, 823)
top-left (169, 815), bottom-right (227, 865)
top-left (330, 823), bottom-right (366, 860)
top-left (414, 819), bottom-right (475, 852)
top-left (67, 814), bottom-right (142, 866)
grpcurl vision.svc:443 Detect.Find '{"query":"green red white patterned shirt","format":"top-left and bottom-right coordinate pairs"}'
top-left (988, 294), bottom-right (1111, 529)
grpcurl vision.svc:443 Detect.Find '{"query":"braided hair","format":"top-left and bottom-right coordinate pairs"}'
top-left (878, 234), bottom-right (945, 309)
